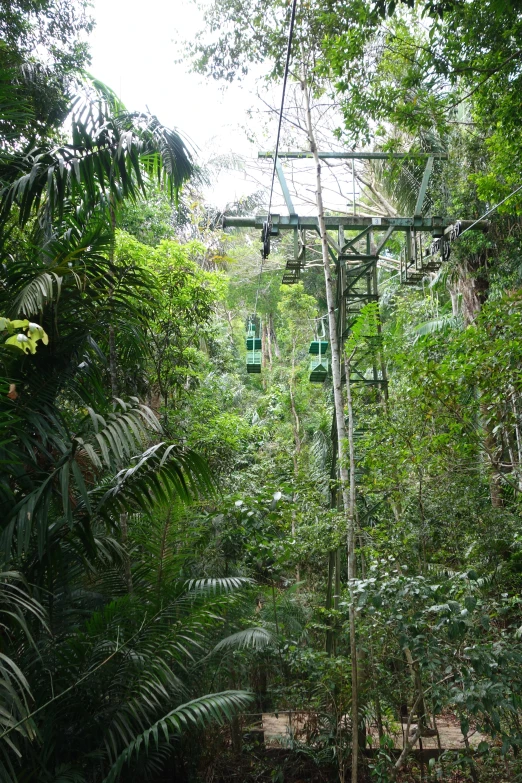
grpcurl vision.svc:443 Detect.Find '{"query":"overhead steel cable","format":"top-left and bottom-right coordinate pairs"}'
top-left (253, 0), bottom-right (299, 317)
top-left (457, 183), bottom-right (522, 237)
top-left (266, 0), bottom-right (299, 221)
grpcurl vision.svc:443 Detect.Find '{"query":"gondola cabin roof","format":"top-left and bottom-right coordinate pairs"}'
top-left (246, 337), bottom-right (262, 350)
top-left (309, 341), bottom-right (329, 356)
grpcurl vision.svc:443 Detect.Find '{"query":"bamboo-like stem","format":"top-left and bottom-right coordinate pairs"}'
top-left (326, 421), bottom-right (339, 655)
top-left (510, 387), bottom-right (522, 491)
top-left (344, 349), bottom-right (360, 766)
top-left (120, 512), bottom-right (133, 594)
top-left (290, 341), bottom-right (301, 587)
top-left (108, 200), bottom-right (118, 397)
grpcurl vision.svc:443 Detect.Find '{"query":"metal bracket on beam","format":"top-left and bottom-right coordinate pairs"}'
top-left (414, 156), bottom-right (434, 217)
top-left (275, 158), bottom-right (297, 216)
top-left (342, 225), bottom-right (373, 253)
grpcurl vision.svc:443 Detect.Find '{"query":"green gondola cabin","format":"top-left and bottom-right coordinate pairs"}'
top-left (246, 319), bottom-right (262, 373)
top-left (308, 338), bottom-right (329, 383)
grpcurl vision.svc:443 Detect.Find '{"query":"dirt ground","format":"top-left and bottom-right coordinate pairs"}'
top-left (259, 711), bottom-right (485, 751)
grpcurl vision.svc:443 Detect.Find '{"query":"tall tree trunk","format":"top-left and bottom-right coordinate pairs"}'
top-left (301, 63), bottom-right (358, 783)
top-left (459, 258), bottom-right (502, 506)
top-left (326, 420), bottom-right (340, 655)
top-left (481, 402), bottom-right (503, 507)
top-left (326, 549), bottom-right (336, 654)
top-left (510, 388), bottom-right (522, 492)
top-left (225, 309), bottom-right (235, 346)
top-left (266, 321), bottom-right (273, 368)
top-left (290, 345), bottom-right (301, 586)
top-left (269, 312), bottom-right (281, 358)
top-left (449, 287), bottom-right (459, 317)
top-left (345, 352), bottom-right (362, 756)
top-left (344, 353), bottom-right (356, 579)
top-left (261, 321), bottom-right (267, 369)
top-left (459, 266), bottom-right (485, 327)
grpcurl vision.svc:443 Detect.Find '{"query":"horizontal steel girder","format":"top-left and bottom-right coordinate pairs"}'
top-left (222, 215), bottom-right (488, 233)
top-left (258, 151), bottom-right (448, 160)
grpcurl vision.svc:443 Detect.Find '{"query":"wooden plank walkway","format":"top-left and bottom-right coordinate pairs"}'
top-left (260, 712), bottom-right (485, 751)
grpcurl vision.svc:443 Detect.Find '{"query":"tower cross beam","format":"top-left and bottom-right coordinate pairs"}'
top-left (258, 151), bottom-right (448, 160)
top-left (222, 215), bottom-right (488, 232)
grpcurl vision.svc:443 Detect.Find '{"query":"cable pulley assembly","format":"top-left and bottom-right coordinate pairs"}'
top-left (261, 220), bottom-right (272, 260)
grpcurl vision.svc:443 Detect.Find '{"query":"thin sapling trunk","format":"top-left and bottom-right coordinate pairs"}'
top-left (300, 59), bottom-right (359, 783)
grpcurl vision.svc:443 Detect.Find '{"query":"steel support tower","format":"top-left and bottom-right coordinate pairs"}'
top-left (223, 151), bottom-right (488, 645)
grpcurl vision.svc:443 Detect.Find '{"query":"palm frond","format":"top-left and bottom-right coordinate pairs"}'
top-left (186, 577), bottom-right (254, 593)
top-left (0, 89), bottom-right (195, 226)
top-left (414, 314), bottom-right (460, 337)
top-left (11, 271), bottom-right (64, 318)
top-left (126, 112), bottom-right (196, 200)
top-left (76, 397), bottom-right (161, 471)
top-left (212, 627), bottom-right (274, 652)
top-left (0, 572), bottom-right (47, 775)
top-left (48, 766), bottom-right (87, 783)
top-left (92, 442), bottom-right (215, 521)
top-left (368, 156), bottom-right (424, 215)
top-left (0, 395), bottom-right (165, 561)
top-left (101, 691), bottom-right (254, 783)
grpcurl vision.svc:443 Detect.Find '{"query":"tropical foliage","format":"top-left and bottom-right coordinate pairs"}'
top-left (3, 0), bottom-right (522, 782)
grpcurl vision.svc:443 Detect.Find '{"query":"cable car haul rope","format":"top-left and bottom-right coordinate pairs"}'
top-left (247, 0), bottom-right (299, 376)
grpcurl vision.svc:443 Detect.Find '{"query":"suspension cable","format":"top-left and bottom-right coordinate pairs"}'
top-left (457, 183), bottom-right (522, 237)
top-left (253, 0), bottom-right (298, 318)
top-left (267, 0), bottom-right (298, 219)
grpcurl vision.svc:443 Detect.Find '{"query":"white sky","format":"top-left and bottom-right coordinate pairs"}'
top-left (88, 0), bottom-right (261, 208)
top-left (87, 0), bottom-right (358, 214)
